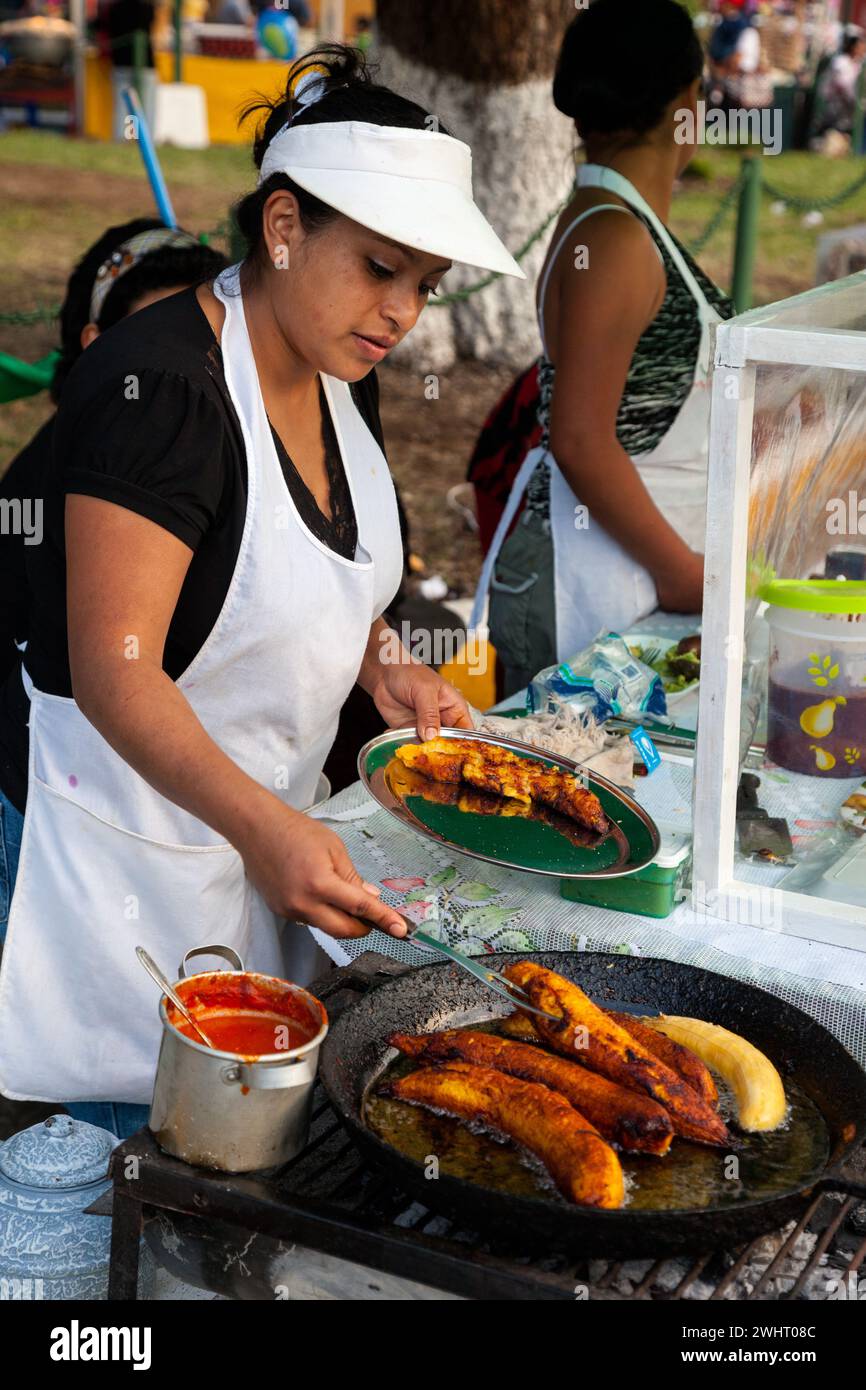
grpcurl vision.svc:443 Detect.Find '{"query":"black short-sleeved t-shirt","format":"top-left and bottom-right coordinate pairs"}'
top-left (0, 285), bottom-right (396, 813)
top-left (0, 414), bottom-right (49, 678)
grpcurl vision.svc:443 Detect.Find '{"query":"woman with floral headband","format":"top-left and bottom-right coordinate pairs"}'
top-left (0, 45), bottom-right (523, 1138)
top-left (0, 220), bottom-right (227, 730)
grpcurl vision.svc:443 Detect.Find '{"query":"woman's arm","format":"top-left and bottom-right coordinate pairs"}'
top-left (66, 495), bottom-right (407, 939)
top-left (547, 210), bottom-right (704, 613)
top-left (357, 616), bottom-right (473, 738)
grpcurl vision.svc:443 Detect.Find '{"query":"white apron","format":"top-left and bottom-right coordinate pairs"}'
top-left (0, 265), bottom-right (402, 1104)
top-left (471, 164), bottom-right (721, 659)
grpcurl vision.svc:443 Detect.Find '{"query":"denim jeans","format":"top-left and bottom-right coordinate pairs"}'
top-left (0, 785), bottom-right (149, 1141)
top-left (0, 783), bottom-right (23, 948)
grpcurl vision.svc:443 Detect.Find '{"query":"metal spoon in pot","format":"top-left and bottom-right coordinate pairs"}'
top-left (135, 946), bottom-right (215, 1049)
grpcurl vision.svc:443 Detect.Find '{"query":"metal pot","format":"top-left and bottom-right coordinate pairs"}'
top-left (0, 18), bottom-right (75, 67)
top-left (0, 1114), bottom-right (154, 1300)
top-left (149, 944), bottom-right (328, 1174)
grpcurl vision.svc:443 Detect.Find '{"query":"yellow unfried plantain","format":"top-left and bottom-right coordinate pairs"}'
top-left (642, 1016), bottom-right (787, 1132)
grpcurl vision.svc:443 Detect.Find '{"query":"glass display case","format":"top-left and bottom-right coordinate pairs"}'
top-left (692, 272), bottom-right (866, 951)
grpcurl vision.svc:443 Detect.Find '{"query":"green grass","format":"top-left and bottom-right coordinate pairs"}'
top-left (0, 130), bottom-right (252, 457)
top-left (3, 130), bottom-right (866, 312)
top-left (0, 128), bottom-right (251, 188)
top-left (670, 149), bottom-right (866, 306)
top-left (3, 131), bottom-right (866, 465)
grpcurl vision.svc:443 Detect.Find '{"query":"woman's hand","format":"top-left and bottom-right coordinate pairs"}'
top-left (238, 799), bottom-right (409, 940)
top-left (370, 658), bottom-right (473, 740)
top-left (654, 550), bottom-right (705, 615)
top-left (64, 505), bottom-right (407, 945)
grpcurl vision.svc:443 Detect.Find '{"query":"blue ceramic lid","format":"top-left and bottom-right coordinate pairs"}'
top-left (0, 1114), bottom-right (117, 1189)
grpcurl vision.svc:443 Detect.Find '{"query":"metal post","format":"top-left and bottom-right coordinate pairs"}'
top-left (854, 59), bottom-right (865, 157)
top-left (69, 0), bottom-right (86, 135)
top-left (107, 1190), bottom-right (143, 1301)
top-left (731, 155), bottom-right (762, 314)
top-left (122, 84), bottom-right (178, 226)
top-left (132, 28), bottom-right (146, 106)
top-left (318, 0), bottom-right (345, 43)
top-left (174, 0), bottom-right (183, 84)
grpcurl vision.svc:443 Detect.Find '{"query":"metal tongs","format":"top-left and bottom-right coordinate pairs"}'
top-left (359, 901), bottom-right (558, 1022)
top-left (362, 914), bottom-right (650, 1022)
top-left (410, 926), bottom-right (564, 1023)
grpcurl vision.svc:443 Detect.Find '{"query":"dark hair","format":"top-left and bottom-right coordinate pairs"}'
top-left (53, 218), bottom-right (227, 402)
top-left (234, 44), bottom-right (452, 276)
top-left (553, 0), bottom-right (703, 139)
top-left (842, 31), bottom-right (864, 56)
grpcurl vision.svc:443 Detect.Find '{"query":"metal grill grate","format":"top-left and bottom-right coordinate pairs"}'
top-left (106, 954), bottom-right (866, 1302)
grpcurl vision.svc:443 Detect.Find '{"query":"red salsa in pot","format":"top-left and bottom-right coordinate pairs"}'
top-left (166, 971), bottom-right (324, 1060)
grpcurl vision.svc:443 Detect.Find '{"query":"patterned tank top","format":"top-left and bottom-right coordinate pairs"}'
top-left (524, 214), bottom-right (733, 520)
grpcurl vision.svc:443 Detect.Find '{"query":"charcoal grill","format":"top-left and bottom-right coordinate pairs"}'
top-left (104, 953), bottom-right (866, 1302)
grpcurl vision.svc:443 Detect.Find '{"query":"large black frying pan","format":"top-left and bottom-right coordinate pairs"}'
top-left (319, 952), bottom-right (866, 1258)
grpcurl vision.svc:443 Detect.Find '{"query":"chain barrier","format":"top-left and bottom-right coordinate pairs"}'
top-left (686, 170), bottom-right (744, 255)
top-left (0, 180), bottom-right (744, 326)
top-left (430, 171), bottom-right (744, 305)
top-left (0, 227), bottom-right (231, 326)
top-left (762, 162), bottom-right (866, 213)
top-left (429, 189), bottom-right (575, 307)
top-left (198, 223), bottom-right (229, 245)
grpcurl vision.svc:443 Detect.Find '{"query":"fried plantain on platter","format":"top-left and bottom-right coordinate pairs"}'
top-left (395, 737), bottom-right (610, 835)
top-left (388, 762), bottom-right (605, 847)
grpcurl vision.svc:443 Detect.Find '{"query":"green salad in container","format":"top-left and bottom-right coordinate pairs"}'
top-left (627, 635), bottom-right (701, 696)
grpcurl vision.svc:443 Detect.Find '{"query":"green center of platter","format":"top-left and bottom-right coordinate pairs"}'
top-left (364, 740), bottom-right (657, 878)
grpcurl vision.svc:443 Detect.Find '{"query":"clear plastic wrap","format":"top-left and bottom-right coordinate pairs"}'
top-left (739, 364), bottom-right (866, 767)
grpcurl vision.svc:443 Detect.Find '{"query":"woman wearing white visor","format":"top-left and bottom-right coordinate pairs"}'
top-left (0, 45), bottom-right (524, 1138)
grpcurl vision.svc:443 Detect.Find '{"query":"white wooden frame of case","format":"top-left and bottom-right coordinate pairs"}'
top-left (692, 272), bottom-right (866, 951)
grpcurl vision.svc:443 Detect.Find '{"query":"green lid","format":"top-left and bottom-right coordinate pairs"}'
top-left (759, 578), bottom-right (866, 615)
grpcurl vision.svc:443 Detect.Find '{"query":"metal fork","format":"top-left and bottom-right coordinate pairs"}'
top-left (359, 912), bottom-right (562, 1022)
top-left (410, 927), bottom-right (565, 1023)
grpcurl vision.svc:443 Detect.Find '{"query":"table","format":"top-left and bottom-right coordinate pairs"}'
top-left (308, 610), bottom-right (866, 1071)
top-left (104, 951), bottom-right (866, 1302)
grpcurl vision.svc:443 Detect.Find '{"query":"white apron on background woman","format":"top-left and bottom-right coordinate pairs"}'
top-left (472, 164), bottom-right (722, 660)
top-left (0, 264), bottom-right (403, 1105)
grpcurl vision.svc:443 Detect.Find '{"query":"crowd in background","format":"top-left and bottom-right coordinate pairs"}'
top-left (701, 0), bottom-right (866, 147)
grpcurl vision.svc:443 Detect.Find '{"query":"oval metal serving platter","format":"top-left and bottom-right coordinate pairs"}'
top-left (358, 726), bottom-right (660, 880)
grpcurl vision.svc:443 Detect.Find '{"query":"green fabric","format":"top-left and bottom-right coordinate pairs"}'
top-left (0, 350), bottom-right (59, 405)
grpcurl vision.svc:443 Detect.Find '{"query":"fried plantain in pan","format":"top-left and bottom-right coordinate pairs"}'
top-left (607, 1011), bottom-right (719, 1111)
top-left (501, 1006), bottom-right (719, 1112)
top-left (390, 1028), bottom-right (674, 1155)
top-left (383, 1060), bottom-right (625, 1209)
top-left (503, 962), bottom-right (730, 1147)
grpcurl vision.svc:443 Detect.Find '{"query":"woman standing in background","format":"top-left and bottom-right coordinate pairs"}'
top-left (473, 0), bottom-right (733, 697)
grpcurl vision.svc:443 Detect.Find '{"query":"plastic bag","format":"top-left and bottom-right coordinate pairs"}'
top-left (527, 632), bottom-right (667, 723)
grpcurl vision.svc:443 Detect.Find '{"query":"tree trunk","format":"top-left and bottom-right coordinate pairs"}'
top-left (373, 0), bottom-right (576, 370)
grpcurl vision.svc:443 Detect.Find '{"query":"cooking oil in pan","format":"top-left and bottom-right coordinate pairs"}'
top-left (366, 1037), bottom-right (829, 1211)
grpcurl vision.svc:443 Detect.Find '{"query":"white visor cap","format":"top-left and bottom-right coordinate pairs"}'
top-left (258, 120), bottom-right (526, 280)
